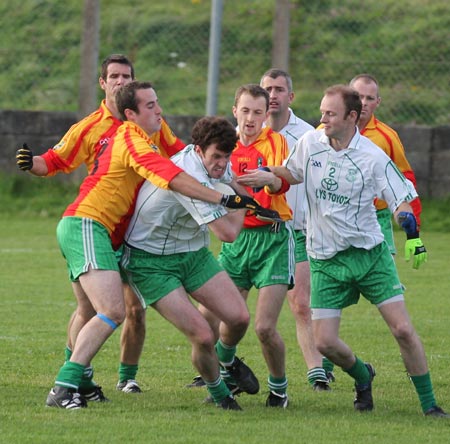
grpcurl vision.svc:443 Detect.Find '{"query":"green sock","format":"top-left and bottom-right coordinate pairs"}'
top-left (118, 363), bottom-right (138, 383)
top-left (79, 365), bottom-right (96, 390)
top-left (343, 357), bottom-right (370, 386)
top-left (205, 376), bottom-right (231, 403)
top-left (268, 375), bottom-right (288, 395)
top-left (307, 367), bottom-right (328, 386)
top-left (64, 346), bottom-right (72, 362)
top-left (322, 357), bottom-right (334, 374)
top-left (55, 361), bottom-right (85, 389)
top-left (215, 339), bottom-right (236, 367)
top-left (410, 373), bottom-right (436, 413)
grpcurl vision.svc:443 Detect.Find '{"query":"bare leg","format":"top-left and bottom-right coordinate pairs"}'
top-left (68, 282), bottom-right (96, 352)
top-left (70, 269), bottom-right (125, 366)
top-left (154, 287), bottom-right (220, 381)
top-left (253, 284), bottom-right (287, 378)
top-left (313, 316), bottom-right (356, 369)
top-left (378, 300), bottom-right (428, 375)
top-left (193, 271), bottom-right (250, 347)
top-left (120, 283), bottom-right (146, 366)
top-left (287, 261), bottom-right (323, 369)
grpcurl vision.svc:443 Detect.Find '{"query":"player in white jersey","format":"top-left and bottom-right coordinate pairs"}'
top-left (121, 116), bottom-right (260, 410)
top-left (260, 68), bottom-right (332, 390)
top-left (271, 85), bottom-right (448, 417)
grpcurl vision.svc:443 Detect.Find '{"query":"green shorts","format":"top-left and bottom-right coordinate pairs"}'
top-left (377, 208), bottom-right (396, 254)
top-left (294, 230), bottom-right (308, 263)
top-left (121, 246), bottom-right (223, 308)
top-left (57, 217), bottom-right (119, 281)
top-left (218, 223), bottom-right (295, 291)
top-left (309, 242), bottom-right (403, 310)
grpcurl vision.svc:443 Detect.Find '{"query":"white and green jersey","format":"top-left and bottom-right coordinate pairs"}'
top-left (284, 128), bottom-right (417, 260)
top-left (124, 144), bottom-right (234, 255)
top-left (278, 109), bottom-right (314, 231)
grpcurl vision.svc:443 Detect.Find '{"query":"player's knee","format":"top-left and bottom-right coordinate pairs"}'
top-left (230, 309), bottom-right (250, 332)
top-left (97, 312), bottom-right (124, 330)
top-left (193, 328), bottom-right (216, 351)
top-left (254, 322), bottom-right (275, 344)
top-left (125, 301), bottom-right (146, 325)
top-left (391, 320), bottom-right (416, 344)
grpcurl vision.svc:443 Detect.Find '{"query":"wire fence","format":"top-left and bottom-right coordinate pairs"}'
top-left (1, 0), bottom-right (449, 125)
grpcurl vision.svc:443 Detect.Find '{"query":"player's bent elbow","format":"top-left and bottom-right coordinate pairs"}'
top-left (215, 227), bottom-right (240, 243)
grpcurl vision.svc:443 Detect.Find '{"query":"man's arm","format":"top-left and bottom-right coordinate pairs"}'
top-left (168, 171), bottom-right (261, 210)
top-left (16, 144), bottom-right (49, 176)
top-left (270, 165), bottom-right (301, 185)
top-left (236, 167), bottom-right (285, 193)
top-left (208, 209), bottom-right (247, 243)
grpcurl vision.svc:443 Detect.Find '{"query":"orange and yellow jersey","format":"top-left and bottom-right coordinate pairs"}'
top-left (41, 98), bottom-right (184, 176)
top-left (63, 121), bottom-right (183, 249)
top-left (360, 115), bottom-right (421, 224)
top-left (42, 100), bottom-right (121, 176)
top-left (151, 119), bottom-right (185, 158)
top-left (232, 127), bottom-right (292, 229)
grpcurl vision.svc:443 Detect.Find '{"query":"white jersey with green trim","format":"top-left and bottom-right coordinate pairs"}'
top-left (278, 109), bottom-right (314, 231)
top-left (284, 128), bottom-right (418, 260)
top-left (124, 144), bottom-right (234, 255)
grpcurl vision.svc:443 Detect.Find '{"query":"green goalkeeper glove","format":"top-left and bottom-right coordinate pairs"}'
top-left (16, 143), bottom-right (34, 171)
top-left (405, 238), bottom-right (427, 270)
top-left (398, 211), bottom-right (427, 269)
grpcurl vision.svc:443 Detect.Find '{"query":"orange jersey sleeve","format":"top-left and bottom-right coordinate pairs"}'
top-left (232, 127), bottom-right (292, 228)
top-left (361, 115), bottom-right (421, 224)
top-left (63, 121), bottom-right (183, 249)
top-left (41, 100), bottom-right (122, 175)
top-left (150, 118), bottom-right (186, 158)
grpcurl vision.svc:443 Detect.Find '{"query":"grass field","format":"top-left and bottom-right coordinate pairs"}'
top-left (1, 214), bottom-right (449, 443)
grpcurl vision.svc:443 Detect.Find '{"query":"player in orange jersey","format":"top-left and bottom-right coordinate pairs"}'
top-left (349, 73), bottom-right (422, 254)
top-left (16, 54), bottom-right (185, 398)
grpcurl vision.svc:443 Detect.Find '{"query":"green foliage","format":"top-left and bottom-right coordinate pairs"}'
top-left (0, 172), bottom-right (79, 218)
top-left (1, 0), bottom-right (449, 123)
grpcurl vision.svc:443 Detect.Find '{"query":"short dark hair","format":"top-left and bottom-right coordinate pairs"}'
top-left (324, 84), bottom-right (362, 121)
top-left (191, 116), bottom-right (238, 154)
top-left (115, 81), bottom-right (153, 120)
top-left (234, 84), bottom-right (270, 111)
top-left (260, 68), bottom-right (293, 92)
top-left (100, 54), bottom-right (135, 80)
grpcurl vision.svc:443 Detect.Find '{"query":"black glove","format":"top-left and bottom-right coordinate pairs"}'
top-left (16, 143), bottom-right (34, 171)
top-left (220, 194), bottom-right (283, 222)
top-left (255, 207), bottom-right (283, 223)
top-left (220, 194), bottom-right (259, 211)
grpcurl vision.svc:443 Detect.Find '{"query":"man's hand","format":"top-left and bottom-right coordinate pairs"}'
top-left (405, 238), bottom-right (427, 269)
top-left (16, 143), bottom-right (34, 171)
top-left (220, 194), bottom-right (283, 222)
top-left (220, 194), bottom-right (260, 211)
top-left (398, 211), bottom-right (418, 237)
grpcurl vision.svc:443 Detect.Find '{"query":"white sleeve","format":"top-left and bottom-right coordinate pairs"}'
top-left (284, 137), bottom-right (305, 183)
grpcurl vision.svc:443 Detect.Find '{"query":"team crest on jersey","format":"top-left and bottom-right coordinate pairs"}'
top-left (346, 169), bottom-right (357, 182)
